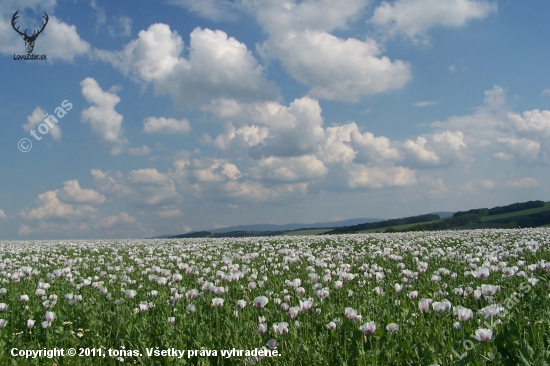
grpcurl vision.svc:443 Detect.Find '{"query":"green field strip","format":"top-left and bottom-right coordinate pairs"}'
top-left (357, 220), bottom-right (442, 233)
top-left (454, 222), bottom-right (506, 230)
top-left (280, 229), bottom-right (333, 236)
top-left (480, 201), bottom-right (550, 222)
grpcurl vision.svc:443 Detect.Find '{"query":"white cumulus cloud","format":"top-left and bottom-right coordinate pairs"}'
top-left (402, 137), bottom-right (440, 167)
top-left (505, 177), bottom-right (540, 188)
top-left (261, 31), bottom-right (411, 101)
top-left (350, 130), bottom-right (400, 164)
top-left (157, 208), bottom-right (182, 218)
top-left (93, 168), bottom-right (182, 207)
top-left (22, 107), bottom-right (61, 141)
top-left (23, 191), bottom-right (96, 221)
top-left (319, 123), bottom-right (358, 164)
top-left (251, 0), bottom-right (369, 36)
top-left (249, 155), bottom-right (328, 182)
top-left (413, 101), bottom-right (438, 107)
top-left (347, 165), bottom-right (416, 189)
top-left (81, 77), bottom-right (128, 155)
top-left (127, 145), bottom-right (151, 156)
top-left (207, 97), bottom-right (326, 158)
top-left (97, 24), bottom-right (278, 107)
top-left (167, 0), bottom-right (243, 21)
top-left (100, 212), bottom-right (136, 228)
top-left (432, 131), bottom-right (467, 151)
top-left (497, 137), bottom-right (540, 162)
top-left (508, 109), bottom-right (550, 138)
top-left (247, 0), bottom-right (410, 101)
top-left (143, 117), bottom-right (191, 134)
top-left (371, 0), bottom-right (496, 41)
top-left (56, 180), bottom-right (105, 205)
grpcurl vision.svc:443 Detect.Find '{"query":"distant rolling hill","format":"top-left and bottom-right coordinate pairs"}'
top-left (148, 218), bottom-right (385, 239)
top-left (152, 200), bottom-right (550, 239)
top-left (151, 215), bottom-right (459, 239)
top-left (209, 218), bottom-right (384, 233)
top-left (148, 234), bottom-right (179, 239)
top-left (327, 202), bottom-right (550, 234)
top-left (430, 211), bottom-right (454, 219)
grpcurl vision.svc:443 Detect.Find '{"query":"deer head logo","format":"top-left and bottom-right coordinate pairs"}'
top-left (11, 11), bottom-right (49, 54)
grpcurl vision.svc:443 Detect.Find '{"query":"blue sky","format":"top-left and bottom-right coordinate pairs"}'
top-left (1, 0), bottom-right (549, 239)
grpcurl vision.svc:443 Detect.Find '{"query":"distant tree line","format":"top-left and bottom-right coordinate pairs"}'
top-left (167, 199), bottom-right (547, 238)
top-left (170, 231), bottom-right (212, 238)
top-left (325, 214), bottom-right (440, 234)
top-left (170, 230), bottom-right (285, 238)
top-left (406, 214), bottom-right (482, 231)
top-left (395, 204), bottom-right (549, 232)
top-left (453, 208), bottom-right (488, 218)
top-left (453, 200), bottom-right (544, 218)
top-left (490, 211), bottom-right (550, 228)
top-left (487, 200), bottom-right (545, 216)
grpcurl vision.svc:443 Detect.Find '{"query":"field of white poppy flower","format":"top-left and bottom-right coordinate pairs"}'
top-left (0, 229), bottom-right (549, 365)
